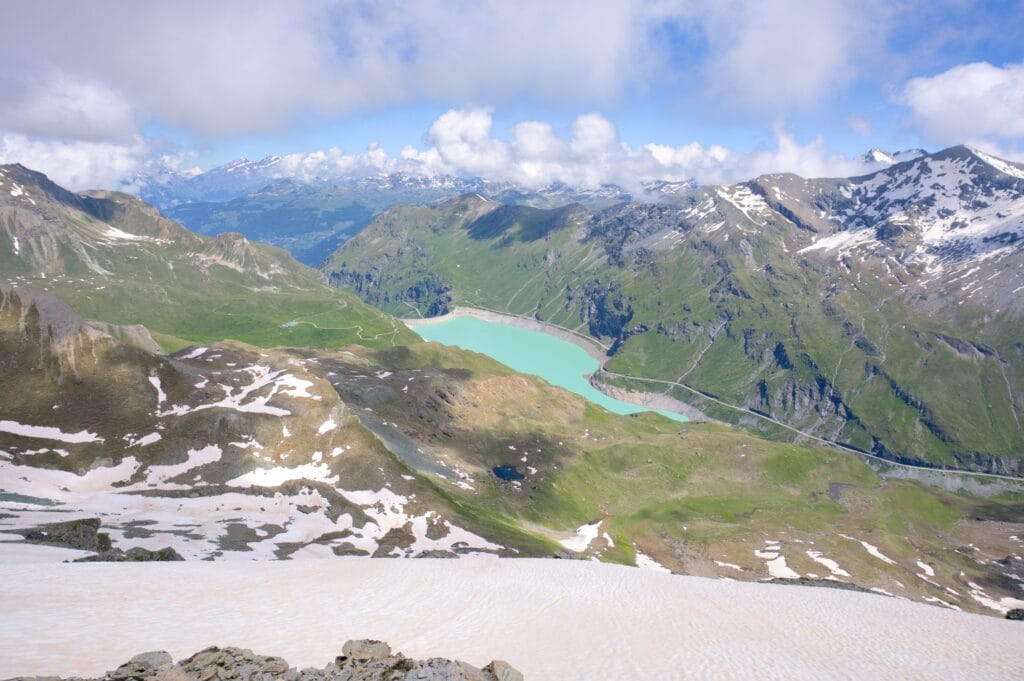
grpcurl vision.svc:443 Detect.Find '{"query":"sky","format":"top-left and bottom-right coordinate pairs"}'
top-left (0, 0), bottom-right (1022, 191)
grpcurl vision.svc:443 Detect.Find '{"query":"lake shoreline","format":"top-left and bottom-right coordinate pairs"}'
top-left (404, 306), bottom-right (709, 422)
top-left (403, 306), bottom-right (609, 361)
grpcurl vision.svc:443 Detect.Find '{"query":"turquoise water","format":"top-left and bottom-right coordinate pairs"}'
top-left (410, 316), bottom-right (686, 422)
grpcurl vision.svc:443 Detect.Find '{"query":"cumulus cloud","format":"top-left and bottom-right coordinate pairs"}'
top-left (676, 0), bottom-right (885, 111)
top-left (0, 105), bottom-right (888, 191)
top-left (0, 134), bottom-right (149, 190)
top-left (0, 74), bottom-right (138, 144)
top-left (0, 1), bottom-right (672, 139)
top-left (252, 109), bottom-right (878, 192)
top-left (0, 0), bottom-right (902, 143)
top-left (902, 61), bottom-right (1024, 142)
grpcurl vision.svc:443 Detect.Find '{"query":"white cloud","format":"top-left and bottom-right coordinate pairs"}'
top-left (275, 144), bottom-right (399, 183)
top-left (0, 0), bottom-right (899, 144)
top-left (902, 61), bottom-right (1024, 142)
top-left (246, 109), bottom-right (877, 191)
top-left (677, 0), bottom-right (885, 110)
top-left (0, 74), bottom-right (138, 144)
top-left (426, 109), bottom-right (511, 176)
top-left (740, 128), bottom-right (866, 180)
top-left (0, 1), bottom-right (673, 139)
top-left (0, 134), bottom-right (148, 191)
top-left (847, 116), bottom-right (873, 136)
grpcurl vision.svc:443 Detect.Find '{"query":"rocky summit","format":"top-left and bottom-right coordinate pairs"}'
top-left (7, 641), bottom-right (524, 681)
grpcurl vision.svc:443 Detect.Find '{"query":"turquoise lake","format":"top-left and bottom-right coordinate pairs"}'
top-left (410, 315), bottom-right (686, 422)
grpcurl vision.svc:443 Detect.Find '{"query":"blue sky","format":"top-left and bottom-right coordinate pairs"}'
top-left (0, 1), bottom-right (1022, 190)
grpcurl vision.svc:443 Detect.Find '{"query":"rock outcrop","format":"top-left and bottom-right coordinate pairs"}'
top-left (8, 641), bottom-right (524, 681)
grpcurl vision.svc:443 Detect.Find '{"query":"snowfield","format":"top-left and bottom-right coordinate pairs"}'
top-left (0, 559), bottom-right (1021, 680)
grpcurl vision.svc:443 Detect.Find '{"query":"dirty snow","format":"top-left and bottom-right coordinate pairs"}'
top-left (2, 560), bottom-right (1022, 680)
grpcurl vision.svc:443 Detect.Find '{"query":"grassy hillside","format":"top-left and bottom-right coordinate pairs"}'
top-left (323, 194), bottom-right (1024, 475)
top-left (0, 164), bottom-right (417, 351)
top-left (318, 341), bottom-right (1024, 616)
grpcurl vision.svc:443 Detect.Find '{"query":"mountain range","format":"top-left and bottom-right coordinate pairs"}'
top-left (1, 157), bottom-right (1023, 617)
top-left (324, 145), bottom-right (1024, 476)
top-left (139, 147), bottom-right (929, 267)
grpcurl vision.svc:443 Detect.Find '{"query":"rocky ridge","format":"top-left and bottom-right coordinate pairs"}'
top-left (7, 641), bottom-right (523, 681)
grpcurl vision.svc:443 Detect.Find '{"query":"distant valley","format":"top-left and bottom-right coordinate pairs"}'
top-left (141, 156), bottom-right (689, 266)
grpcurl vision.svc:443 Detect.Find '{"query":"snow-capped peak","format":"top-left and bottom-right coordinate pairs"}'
top-left (967, 146), bottom-right (1024, 181)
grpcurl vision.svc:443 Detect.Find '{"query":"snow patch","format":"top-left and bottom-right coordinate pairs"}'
top-left (180, 347), bottom-right (208, 360)
top-left (841, 535), bottom-right (897, 565)
top-left (635, 549), bottom-right (671, 573)
top-left (227, 463), bottom-right (339, 488)
top-left (0, 420), bottom-right (103, 444)
top-left (559, 520), bottom-right (603, 552)
top-left (805, 550), bottom-right (851, 578)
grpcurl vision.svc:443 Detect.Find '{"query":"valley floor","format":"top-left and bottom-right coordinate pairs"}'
top-left (1, 559), bottom-right (1020, 680)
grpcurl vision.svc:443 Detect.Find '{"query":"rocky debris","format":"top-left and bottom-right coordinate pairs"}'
top-left (18, 518), bottom-right (183, 562)
top-left (19, 518), bottom-right (108, 551)
top-left (73, 547), bottom-right (184, 562)
top-left (8, 642), bottom-right (523, 681)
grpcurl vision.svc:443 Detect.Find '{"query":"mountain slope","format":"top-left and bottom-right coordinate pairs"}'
top-left (0, 284), bottom-right (546, 559)
top-left (0, 164), bottom-right (416, 350)
top-left (2, 161), bottom-right (1022, 617)
top-left (3, 283), bottom-right (1023, 615)
top-left (158, 171), bottom-right (678, 266)
top-left (323, 146), bottom-right (1024, 475)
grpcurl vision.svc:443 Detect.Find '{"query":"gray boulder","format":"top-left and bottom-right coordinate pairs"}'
top-left (6, 642), bottom-right (523, 681)
top-left (339, 640), bottom-right (392, 661)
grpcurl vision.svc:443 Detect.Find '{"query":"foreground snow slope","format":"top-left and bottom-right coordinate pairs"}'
top-left (1, 559), bottom-right (1020, 680)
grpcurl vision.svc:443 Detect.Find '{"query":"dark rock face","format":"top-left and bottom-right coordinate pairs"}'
top-left (73, 546), bottom-right (185, 562)
top-left (20, 518), bottom-right (103, 551)
top-left (1007, 608), bottom-right (1024, 621)
top-left (8, 642), bottom-right (524, 681)
top-left (19, 517), bottom-right (183, 562)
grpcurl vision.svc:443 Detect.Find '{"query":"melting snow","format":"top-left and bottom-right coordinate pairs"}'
top-left (227, 463), bottom-right (339, 488)
top-left (148, 376), bottom-right (167, 407)
top-left (806, 550), bottom-right (851, 578)
top-left (0, 420), bottom-right (103, 444)
top-left (180, 347), bottom-right (208, 360)
top-left (841, 535), bottom-right (897, 565)
top-left (966, 581), bottom-right (1024, 615)
top-left (139, 446), bottom-right (222, 488)
top-left (128, 432), bottom-right (162, 448)
top-left (559, 521), bottom-right (603, 552)
top-left (765, 555), bottom-right (800, 579)
top-left (635, 549), bottom-right (671, 573)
